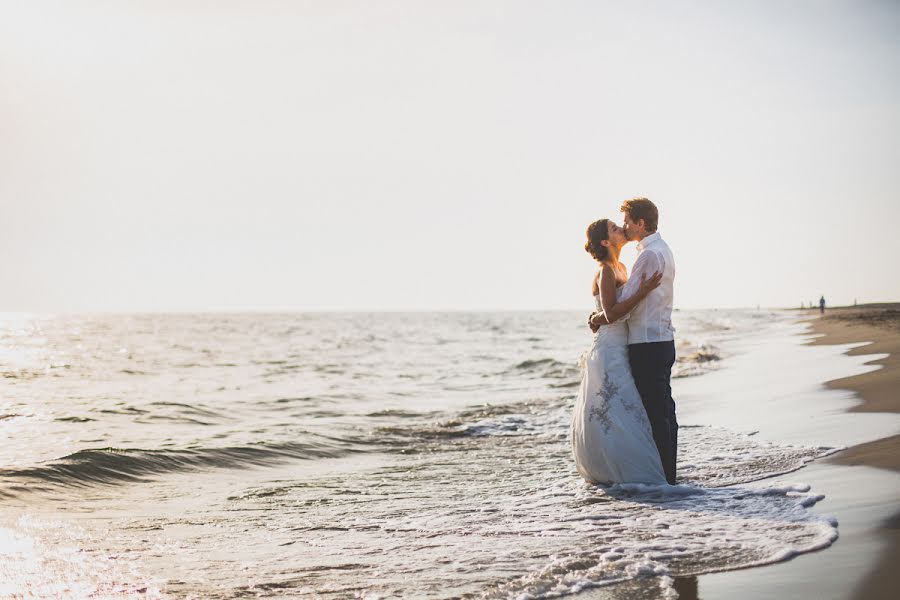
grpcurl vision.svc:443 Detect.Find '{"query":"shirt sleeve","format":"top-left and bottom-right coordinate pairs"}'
top-left (622, 250), bottom-right (664, 303)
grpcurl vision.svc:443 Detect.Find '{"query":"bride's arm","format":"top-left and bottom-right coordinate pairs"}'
top-left (598, 263), bottom-right (662, 324)
top-left (588, 270), bottom-right (606, 331)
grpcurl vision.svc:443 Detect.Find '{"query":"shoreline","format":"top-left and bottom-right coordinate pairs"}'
top-left (806, 305), bottom-right (900, 471)
top-left (656, 306), bottom-right (900, 599)
top-left (805, 304), bottom-right (900, 600)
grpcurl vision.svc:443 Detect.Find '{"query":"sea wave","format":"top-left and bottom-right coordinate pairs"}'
top-left (674, 342), bottom-right (722, 378)
top-left (509, 357), bottom-right (581, 380)
top-left (0, 436), bottom-right (366, 494)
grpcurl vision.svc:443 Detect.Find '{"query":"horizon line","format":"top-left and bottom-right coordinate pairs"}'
top-left (2, 303), bottom-right (893, 317)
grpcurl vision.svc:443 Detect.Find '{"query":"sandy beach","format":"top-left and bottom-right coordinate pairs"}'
top-left (808, 304), bottom-right (900, 600)
top-left (810, 305), bottom-right (900, 471)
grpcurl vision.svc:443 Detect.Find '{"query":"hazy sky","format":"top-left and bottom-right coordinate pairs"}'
top-left (2, 1), bottom-right (898, 312)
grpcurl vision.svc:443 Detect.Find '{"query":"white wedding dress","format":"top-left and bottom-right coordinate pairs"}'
top-left (571, 291), bottom-right (667, 485)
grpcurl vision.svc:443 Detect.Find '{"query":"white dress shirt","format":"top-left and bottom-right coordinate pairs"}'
top-left (620, 232), bottom-right (676, 344)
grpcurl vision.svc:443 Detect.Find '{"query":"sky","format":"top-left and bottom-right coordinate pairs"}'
top-left (1, 0), bottom-right (899, 312)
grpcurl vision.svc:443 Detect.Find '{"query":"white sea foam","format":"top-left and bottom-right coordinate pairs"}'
top-left (488, 479), bottom-right (837, 599)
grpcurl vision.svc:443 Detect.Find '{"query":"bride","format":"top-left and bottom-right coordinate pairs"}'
top-left (571, 218), bottom-right (667, 485)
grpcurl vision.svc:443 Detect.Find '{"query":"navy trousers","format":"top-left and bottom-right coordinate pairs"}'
top-left (628, 341), bottom-right (678, 484)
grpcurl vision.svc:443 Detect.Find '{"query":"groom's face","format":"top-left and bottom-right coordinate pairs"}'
top-left (622, 214), bottom-right (642, 241)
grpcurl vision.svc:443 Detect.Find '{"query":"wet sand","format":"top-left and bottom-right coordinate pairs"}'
top-left (807, 304), bottom-right (900, 600)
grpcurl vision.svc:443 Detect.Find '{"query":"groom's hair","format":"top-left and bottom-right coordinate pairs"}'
top-left (620, 197), bottom-right (658, 233)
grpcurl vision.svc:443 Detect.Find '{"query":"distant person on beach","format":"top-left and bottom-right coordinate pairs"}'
top-left (819, 296), bottom-right (826, 314)
top-left (572, 197), bottom-right (677, 486)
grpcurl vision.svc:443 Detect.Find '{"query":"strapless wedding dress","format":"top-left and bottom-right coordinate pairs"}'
top-left (571, 292), bottom-right (666, 485)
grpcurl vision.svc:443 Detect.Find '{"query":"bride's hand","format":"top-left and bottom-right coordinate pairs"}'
top-left (588, 312), bottom-right (608, 332)
top-left (638, 271), bottom-right (663, 296)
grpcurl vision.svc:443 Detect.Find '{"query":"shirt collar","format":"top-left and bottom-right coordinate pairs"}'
top-left (636, 231), bottom-right (661, 252)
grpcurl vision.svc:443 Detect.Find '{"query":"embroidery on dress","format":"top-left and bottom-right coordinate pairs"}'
top-left (621, 386), bottom-right (645, 418)
top-left (588, 373), bottom-right (620, 433)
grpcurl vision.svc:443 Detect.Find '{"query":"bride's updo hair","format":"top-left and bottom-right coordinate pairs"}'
top-left (584, 218), bottom-right (610, 263)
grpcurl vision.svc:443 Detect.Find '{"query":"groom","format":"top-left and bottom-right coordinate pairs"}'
top-left (591, 197), bottom-right (678, 484)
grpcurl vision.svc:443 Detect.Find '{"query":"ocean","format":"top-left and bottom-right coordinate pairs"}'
top-left (0, 310), bottom-right (838, 599)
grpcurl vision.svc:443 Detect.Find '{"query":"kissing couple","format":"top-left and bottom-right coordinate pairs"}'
top-left (571, 197), bottom-right (678, 486)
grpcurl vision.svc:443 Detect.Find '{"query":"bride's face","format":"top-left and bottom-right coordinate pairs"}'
top-left (606, 221), bottom-right (627, 249)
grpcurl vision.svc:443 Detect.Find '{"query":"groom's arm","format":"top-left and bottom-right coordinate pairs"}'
top-left (621, 251), bottom-right (664, 310)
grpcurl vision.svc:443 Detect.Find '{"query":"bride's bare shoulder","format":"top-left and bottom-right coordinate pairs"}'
top-left (591, 268), bottom-right (603, 295)
top-left (597, 263), bottom-right (618, 288)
